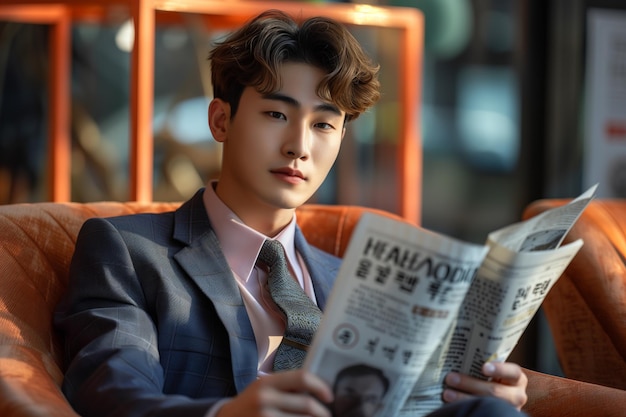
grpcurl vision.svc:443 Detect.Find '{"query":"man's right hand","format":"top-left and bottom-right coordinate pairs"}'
top-left (217, 369), bottom-right (333, 417)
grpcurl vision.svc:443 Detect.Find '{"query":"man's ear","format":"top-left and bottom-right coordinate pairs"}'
top-left (208, 98), bottom-right (231, 143)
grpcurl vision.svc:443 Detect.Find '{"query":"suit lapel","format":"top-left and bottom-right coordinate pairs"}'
top-left (172, 191), bottom-right (258, 391)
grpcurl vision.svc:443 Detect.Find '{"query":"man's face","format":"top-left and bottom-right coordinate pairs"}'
top-left (332, 374), bottom-right (386, 417)
top-left (210, 62), bottom-right (345, 227)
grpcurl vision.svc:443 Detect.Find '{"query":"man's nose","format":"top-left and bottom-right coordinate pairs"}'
top-left (282, 123), bottom-right (311, 160)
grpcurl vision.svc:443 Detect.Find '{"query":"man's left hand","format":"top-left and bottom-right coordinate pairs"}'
top-left (443, 362), bottom-right (528, 410)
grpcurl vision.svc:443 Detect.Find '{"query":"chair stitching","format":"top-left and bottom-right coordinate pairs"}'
top-left (0, 209), bottom-right (68, 309)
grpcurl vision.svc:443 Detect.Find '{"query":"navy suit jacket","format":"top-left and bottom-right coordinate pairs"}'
top-left (54, 190), bottom-right (341, 417)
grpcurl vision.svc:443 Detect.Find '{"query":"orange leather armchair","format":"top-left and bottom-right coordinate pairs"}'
top-left (1, 201), bottom-right (625, 416)
top-left (523, 199), bottom-right (626, 394)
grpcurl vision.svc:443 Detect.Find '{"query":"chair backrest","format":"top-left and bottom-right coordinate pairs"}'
top-left (523, 199), bottom-right (626, 390)
top-left (0, 201), bottom-right (403, 416)
top-left (0, 201), bottom-right (180, 417)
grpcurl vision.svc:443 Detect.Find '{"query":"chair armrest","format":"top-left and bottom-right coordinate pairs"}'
top-left (0, 345), bottom-right (78, 417)
top-left (524, 368), bottom-right (626, 417)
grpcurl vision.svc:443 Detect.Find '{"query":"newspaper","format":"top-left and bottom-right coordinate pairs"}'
top-left (303, 184), bottom-right (597, 417)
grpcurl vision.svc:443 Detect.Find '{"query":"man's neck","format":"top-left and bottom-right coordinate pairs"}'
top-left (210, 181), bottom-right (296, 237)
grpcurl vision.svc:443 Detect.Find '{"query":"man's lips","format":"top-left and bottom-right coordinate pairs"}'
top-left (270, 167), bottom-right (305, 180)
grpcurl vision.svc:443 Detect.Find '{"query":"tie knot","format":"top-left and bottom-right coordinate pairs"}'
top-left (258, 239), bottom-right (286, 270)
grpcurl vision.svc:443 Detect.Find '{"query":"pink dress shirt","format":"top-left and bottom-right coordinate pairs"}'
top-left (202, 182), bottom-right (319, 374)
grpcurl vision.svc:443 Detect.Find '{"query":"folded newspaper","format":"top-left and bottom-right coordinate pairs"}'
top-left (304, 184), bottom-right (597, 417)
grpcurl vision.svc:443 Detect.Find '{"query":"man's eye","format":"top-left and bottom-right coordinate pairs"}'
top-left (267, 111), bottom-right (286, 120)
top-left (315, 122), bottom-right (334, 130)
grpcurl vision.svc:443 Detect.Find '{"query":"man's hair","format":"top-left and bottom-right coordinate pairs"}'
top-left (209, 10), bottom-right (380, 121)
top-left (333, 364), bottom-right (390, 395)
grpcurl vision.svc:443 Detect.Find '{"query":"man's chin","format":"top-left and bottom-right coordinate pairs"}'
top-left (272, 194), bottom-right (311, 211)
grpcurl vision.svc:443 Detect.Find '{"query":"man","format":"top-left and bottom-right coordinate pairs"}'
top-left (55, 10), bottom-right (527, 417)
top-left (331, 364), bottom-right (389, 417)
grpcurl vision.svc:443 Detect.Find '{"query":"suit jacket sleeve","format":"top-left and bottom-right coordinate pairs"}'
top-left (55, 216), bottom-right (223, 417)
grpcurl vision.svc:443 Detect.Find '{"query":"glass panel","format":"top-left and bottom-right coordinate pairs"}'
top-left (0, 22), bottom-right (49, 203)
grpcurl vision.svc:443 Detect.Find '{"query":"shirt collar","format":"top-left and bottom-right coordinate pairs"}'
top-left (202, 181), bottom-right (299, 282)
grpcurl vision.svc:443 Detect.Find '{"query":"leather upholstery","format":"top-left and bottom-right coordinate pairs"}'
top-left (0, 201), bottom-right (625, 416)
top-left (523, 199), bottom-right (626, 391)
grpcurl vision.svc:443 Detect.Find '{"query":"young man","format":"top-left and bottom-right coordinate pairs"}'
top-left (55, 10), bottom-right (528, 417)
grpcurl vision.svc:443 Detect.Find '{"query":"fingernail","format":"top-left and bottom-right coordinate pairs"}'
top-left (446, 372), bottom-right (461, 386)
top-left (443, 389), bottom-right (457, 402)
top-left (483, 362), bottom-right (496, 375)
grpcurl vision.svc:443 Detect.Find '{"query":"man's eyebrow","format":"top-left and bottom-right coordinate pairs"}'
top-left (262, 92), bottom-right (343, 116)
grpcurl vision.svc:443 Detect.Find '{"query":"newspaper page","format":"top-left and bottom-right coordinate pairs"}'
top-left (303, 214), bottom-right (489, 417)
top-left (487, 184), bottom-right (597, 252)
top-left (398, 185), bottom-right (596, 416)
top-left (400, 239), bottom-right (583, 416)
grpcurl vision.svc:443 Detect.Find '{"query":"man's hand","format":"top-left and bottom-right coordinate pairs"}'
top-left (217, 369), bottom-right (333, 417)
top-left (443, 362), bottom-right (528, 410)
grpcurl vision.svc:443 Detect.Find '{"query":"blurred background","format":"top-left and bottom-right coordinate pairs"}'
top-left (1, 0), bottom-right (626, 377)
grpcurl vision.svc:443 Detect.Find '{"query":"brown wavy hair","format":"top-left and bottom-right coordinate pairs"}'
top-left (209, 10), bottom-right (380, 121)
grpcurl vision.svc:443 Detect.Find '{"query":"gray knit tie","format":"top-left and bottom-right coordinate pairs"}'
top-left (257, 239), bottom-right (322, 371)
